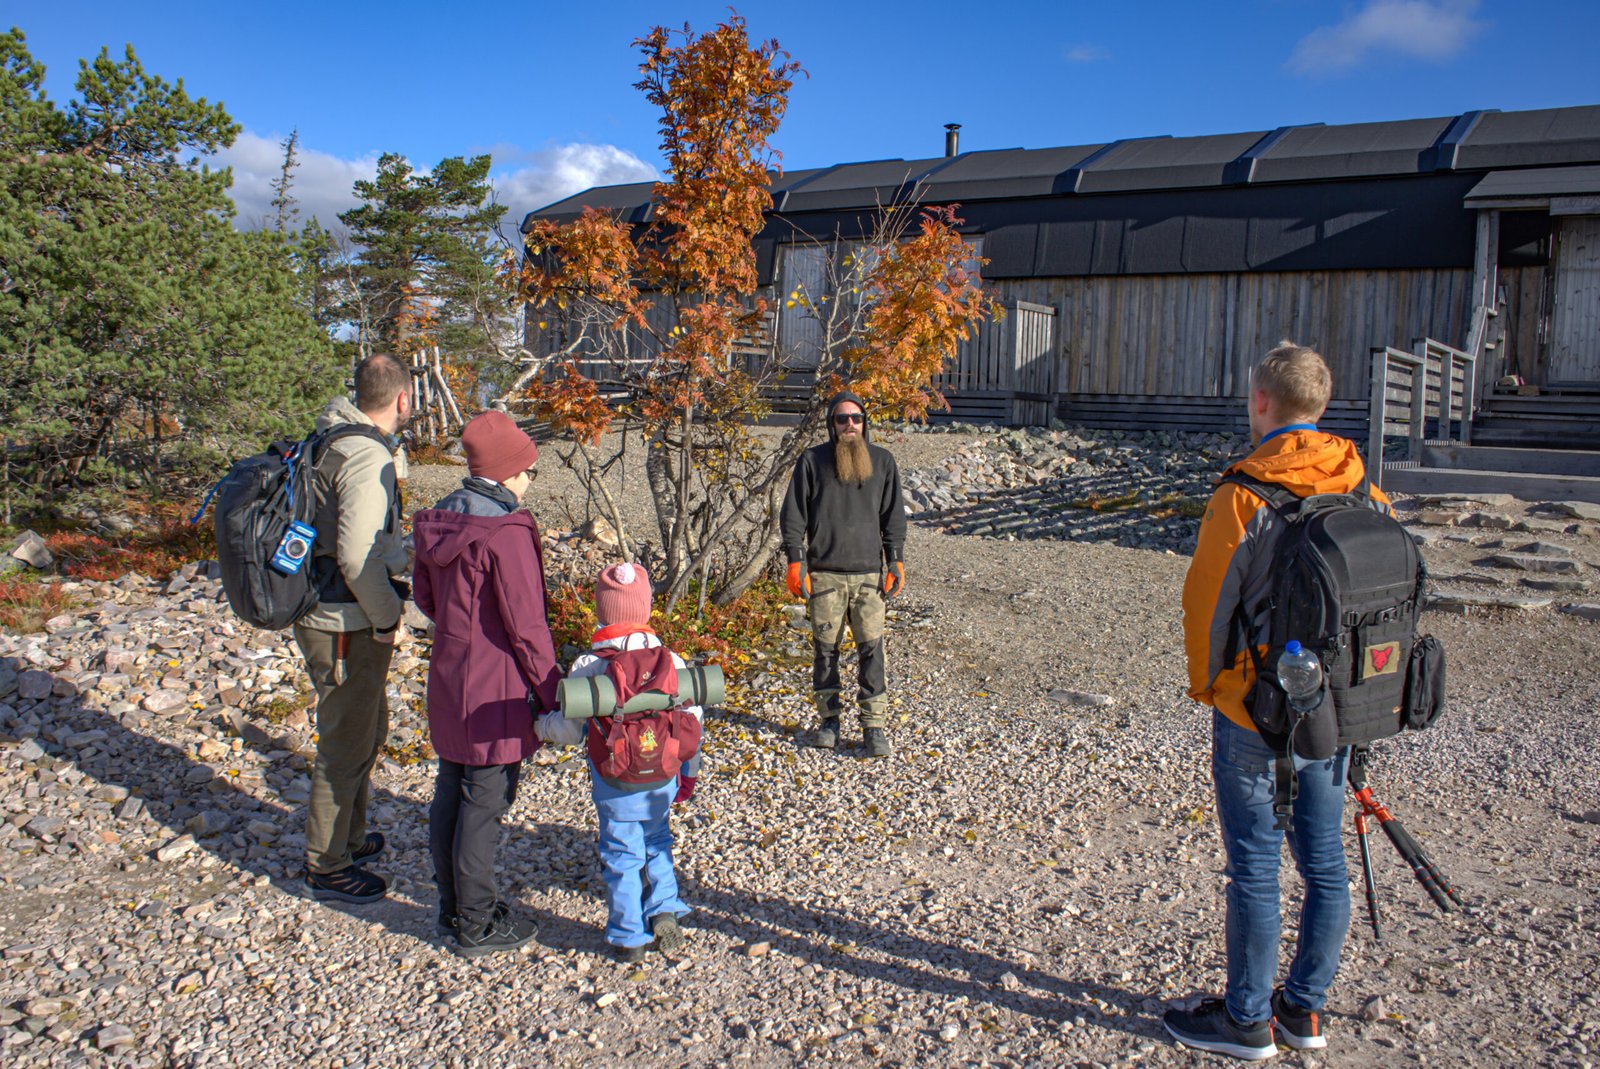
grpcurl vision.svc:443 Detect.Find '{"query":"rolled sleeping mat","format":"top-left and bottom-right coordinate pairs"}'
top-left (559, 664), bottom-right (724, 720)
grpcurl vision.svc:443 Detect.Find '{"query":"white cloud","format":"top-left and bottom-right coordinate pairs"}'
top-left (1288, 0), bottom-right (1485, 74)
top-left (1064, 43), bottom-right (1110, 64)
top-left (215, 133), bottom-right (655, 238)
top-left (490, 143), bottom-right (657, 228)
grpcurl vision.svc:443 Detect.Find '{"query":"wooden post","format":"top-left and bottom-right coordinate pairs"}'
top-left (1367, 347), bottom-right (1388, 488)
top-left (1409, 340), bottom-right (1428, 459)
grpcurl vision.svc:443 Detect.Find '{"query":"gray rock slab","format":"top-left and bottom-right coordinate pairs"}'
top-left (1521, 577), bottom-right (1593, 593)
top-left (7, 531), bottom-right (53, 569)
top-left (1559, 604), bottom-right (1600, 622)
top-left (1549, 501), bottom-right (1600, 521)
top-left (1485, 554), bottom-right (1579, 574)
top-left (1428, 592), bottom-right (1553, 614)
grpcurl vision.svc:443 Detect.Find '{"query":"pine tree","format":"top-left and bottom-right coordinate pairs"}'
top-left (0, 30), bottom-right (340, 512)
top-left (338, 152), bottom-right (505, 357)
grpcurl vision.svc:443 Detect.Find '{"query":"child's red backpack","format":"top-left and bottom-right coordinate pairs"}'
top-left (584, 646), bottom-right (703, 785)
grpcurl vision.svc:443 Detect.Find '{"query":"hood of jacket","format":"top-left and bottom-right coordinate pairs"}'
top-left (316, 395), bottom-right (396, 444)
top-left (1225, 429), bottom-right (1368, 497)
top-left (826, 390), bottom-right (871, 444)
top-left (413, 507), bottom-right (536, 568)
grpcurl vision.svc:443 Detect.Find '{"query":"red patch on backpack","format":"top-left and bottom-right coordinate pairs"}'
top-left (1363, 640), bottom-right (1401, 679)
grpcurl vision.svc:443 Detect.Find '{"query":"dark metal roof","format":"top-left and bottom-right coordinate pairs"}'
top-left (1465, 164), bottom-right (1600, 202)
top-left (1454, 106), bottom-right (1600, 170)
top-left (524, 105), bottom-right (1600, 232)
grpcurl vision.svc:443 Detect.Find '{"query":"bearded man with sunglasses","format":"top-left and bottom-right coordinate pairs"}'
top-left (780, 391), bottom-right (907, 758)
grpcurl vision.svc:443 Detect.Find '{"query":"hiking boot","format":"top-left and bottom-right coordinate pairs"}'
top-left (612, 943), bottom-right (649, 964)
top-left (306, 865), bottom-right (387, 905)
top-left (1162, 997), bottom-right (1276, 1060)
top-left (436, 911), bottom-right (458, 938)
top-left (1271, 988), bottom-right (1327, 1050)
top-left (350, 832), bottom-right (385, 866)
top-left (862, 727), bottom-right (891, 758)
top-left (650, 913), bottom-right (686, 955)
top-left (454, 910), bottom-right (538, 958)
top-left (813, 717), bottom-right (840, 749)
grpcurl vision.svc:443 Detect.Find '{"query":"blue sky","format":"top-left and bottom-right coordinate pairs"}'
top-left (11, 0), bottom-right (1598, 233)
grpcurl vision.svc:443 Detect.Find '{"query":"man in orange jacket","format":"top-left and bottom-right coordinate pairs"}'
top-left (1167, 342), bottom-right (1391, 1060)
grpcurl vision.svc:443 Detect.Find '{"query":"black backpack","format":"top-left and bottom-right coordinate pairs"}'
top-left (205, 424), bottom-right (390, 630)
top-left (1225, 473), bottom-right (1445, 815)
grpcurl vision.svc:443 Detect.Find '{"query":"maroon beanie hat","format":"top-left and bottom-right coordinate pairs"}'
top-left (595, 563), bottom-right (653, 627)
top-left (460, 411), bottom-right (537, 483)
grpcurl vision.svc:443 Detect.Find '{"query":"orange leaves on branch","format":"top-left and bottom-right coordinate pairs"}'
top-left (524, 362), bottom-right (612, 445)
top-left (512, 208), bottom-right (648, 329)
top-left (847, 205), bottom-right (999, 421)
top-left (395, 282), bottom-right (440, 351)
top-left (634, 14), bottom-right (802, 295)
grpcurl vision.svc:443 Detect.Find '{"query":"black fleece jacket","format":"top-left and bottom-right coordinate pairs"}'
top-left (779, 392), bottom-right (907, 573)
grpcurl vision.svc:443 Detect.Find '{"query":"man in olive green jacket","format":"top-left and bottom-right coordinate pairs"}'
top-left (295, 353), bottom-right (414, 905)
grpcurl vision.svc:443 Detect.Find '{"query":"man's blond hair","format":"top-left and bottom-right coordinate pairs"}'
top-left (1252, 340), bottom-right (1331, 420)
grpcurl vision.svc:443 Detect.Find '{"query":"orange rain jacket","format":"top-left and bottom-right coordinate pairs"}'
top-left (1181, 429), bottom-right (1392, 732)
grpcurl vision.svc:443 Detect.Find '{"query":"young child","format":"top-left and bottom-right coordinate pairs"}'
top-left (536, 563), bottom-right (701, 963)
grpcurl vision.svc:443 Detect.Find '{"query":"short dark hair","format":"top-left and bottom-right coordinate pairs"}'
top-left (354, 353), bottom-right (412, 413)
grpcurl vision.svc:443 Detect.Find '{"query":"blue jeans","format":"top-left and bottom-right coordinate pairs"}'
top-left (1212, 710), bottom-right (1350, 1024)
top-left (594, 779), bottom-right (688, 948)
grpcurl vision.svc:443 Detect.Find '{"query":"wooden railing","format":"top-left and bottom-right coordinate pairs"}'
top-left (1366, 337), bottom-right (1478, 488)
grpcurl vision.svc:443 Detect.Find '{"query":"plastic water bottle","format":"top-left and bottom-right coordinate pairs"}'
top-left (1277, 640), bottom-right (1324, 713)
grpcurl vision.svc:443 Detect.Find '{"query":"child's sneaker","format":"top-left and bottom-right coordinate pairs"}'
top-left (1163, 997), bottom-right (1276, 1060)
top-left (650, 913), bottom-right (686, 955)
top-left (612, 943), bottom-right (649, 964)
top-left (1271, 988), bottom-right (1327, 1050)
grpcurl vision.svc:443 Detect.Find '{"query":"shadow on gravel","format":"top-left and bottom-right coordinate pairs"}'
top-left (679, 875), bottom-right (1156, 1041)
top-left (912, 467), bottom-right (1205, 550)
top-left (24, 679), bottom-right (444, 943)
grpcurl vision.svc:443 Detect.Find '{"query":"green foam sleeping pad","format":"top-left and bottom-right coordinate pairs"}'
top-left (558, 664), bottom-right (724, 719)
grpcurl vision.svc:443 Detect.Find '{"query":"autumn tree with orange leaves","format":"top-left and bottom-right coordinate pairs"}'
top-left (504, 13), bottom-right (996, 607)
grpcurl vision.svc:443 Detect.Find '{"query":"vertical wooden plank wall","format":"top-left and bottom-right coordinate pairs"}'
top-left (989, 268), bottom-right (1475, 403)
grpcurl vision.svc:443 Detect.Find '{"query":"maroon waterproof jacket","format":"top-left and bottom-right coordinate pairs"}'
top-left (412, 508), bottom-right (561, 766)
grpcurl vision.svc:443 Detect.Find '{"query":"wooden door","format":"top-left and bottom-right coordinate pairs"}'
top-left (1549, 216), bottom-right (1600, 386)
top-left (776, 244), bottom-right (827, 370)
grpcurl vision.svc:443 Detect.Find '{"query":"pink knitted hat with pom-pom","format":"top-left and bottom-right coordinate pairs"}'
top-left (595, 562), bottom-right (652, 626)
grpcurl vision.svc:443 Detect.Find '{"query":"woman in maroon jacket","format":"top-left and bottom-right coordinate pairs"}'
top-left (412, 411), bottom-right (561, 957)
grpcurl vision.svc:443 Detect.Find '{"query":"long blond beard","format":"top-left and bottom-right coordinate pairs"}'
top-left (835, 436), bottom-right (873, 486)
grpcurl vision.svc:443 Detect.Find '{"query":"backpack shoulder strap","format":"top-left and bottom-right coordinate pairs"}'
top-left (1218, 471), bottom-right (1302, 515)
top-left (307, 423), bottom-right (391, 468)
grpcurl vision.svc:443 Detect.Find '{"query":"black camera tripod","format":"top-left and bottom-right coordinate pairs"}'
top-left (1347, 745), bottom-right (1464, 940)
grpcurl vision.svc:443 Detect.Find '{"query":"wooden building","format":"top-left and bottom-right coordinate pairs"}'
top-left (524, 105), bottom-right (1600, 438)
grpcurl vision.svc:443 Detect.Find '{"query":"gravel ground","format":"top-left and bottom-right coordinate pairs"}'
top-left (1, 424), bottom-right (1598, 1068)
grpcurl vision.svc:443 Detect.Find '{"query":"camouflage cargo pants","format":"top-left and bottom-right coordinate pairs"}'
top-left (808, 571), bottom-right (888, 729)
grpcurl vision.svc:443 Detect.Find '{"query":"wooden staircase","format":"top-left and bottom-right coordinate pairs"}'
top-left (1465, 388), bottom-right (1600, 450)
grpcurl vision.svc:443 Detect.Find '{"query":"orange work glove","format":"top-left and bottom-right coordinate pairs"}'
top-left (785, 562), bottom-right (811, 599)
top-left (881, 561), bottom-right (905, 597)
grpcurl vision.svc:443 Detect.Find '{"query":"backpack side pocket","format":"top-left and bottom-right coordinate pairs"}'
top-left (1402, 634), bottom-right (1446, 731)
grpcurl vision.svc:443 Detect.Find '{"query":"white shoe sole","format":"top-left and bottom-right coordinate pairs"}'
top-left (1163, 1020), bottom-right (1277, 1060)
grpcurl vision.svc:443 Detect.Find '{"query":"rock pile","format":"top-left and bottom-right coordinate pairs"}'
top-left (901, 427), bottom-right (1245, 552)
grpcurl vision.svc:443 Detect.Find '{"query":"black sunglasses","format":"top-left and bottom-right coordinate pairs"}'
top-left (833, 413), bottom-right (865, 425)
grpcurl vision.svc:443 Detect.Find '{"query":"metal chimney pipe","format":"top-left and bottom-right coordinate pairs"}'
top-left (945, 123), bottom-right (961, 157)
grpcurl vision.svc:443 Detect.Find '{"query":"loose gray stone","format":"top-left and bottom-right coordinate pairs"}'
top-left (17, 670), bottom-right (52, 700)
top-left (1522, 577), bottom-right (1593, 593)
top-left (14, 738), bottom-right (46, 762)
top-left (142, 689), bottom-right (189, 714)
top-left (7, 530), bottom-right (53, 569)
top-left (1360, 995), bottom-right (1386, 1022)
top-left (1048, 689), bottom-right (1115, 708)
top-left (155, 834), bottom-right (198, 862)
top-left (23, 815), bottom-right (66, 840)
top-left (95, 1023), bottom-right (135, 1049)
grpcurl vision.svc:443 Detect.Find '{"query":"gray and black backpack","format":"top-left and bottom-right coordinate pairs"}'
top-left (1224, 473), bottom-right (1446, 814)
